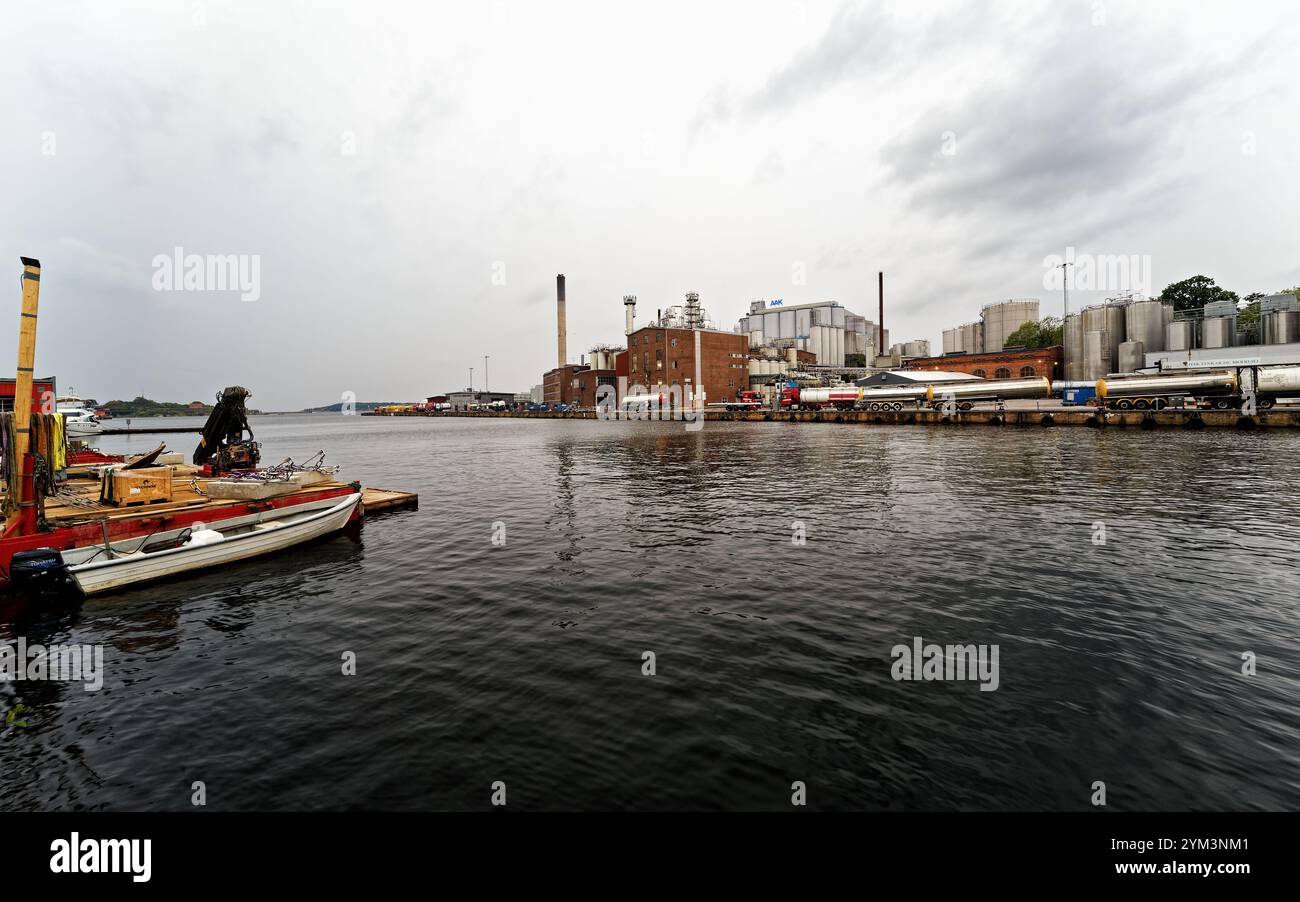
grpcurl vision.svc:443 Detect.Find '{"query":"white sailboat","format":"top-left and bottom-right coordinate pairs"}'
top-left (68, 491), bottom-right (362, 595)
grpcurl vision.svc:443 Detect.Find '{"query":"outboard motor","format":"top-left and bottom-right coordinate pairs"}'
top-left (9, 548), bottom-right (75, 594)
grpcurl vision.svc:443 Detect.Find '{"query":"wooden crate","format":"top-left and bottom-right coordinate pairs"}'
top-left (106, 467), bottom-right (174, 506)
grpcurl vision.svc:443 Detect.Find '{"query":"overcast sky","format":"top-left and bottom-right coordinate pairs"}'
top-left (3, 0), bottom-right (1296, 409)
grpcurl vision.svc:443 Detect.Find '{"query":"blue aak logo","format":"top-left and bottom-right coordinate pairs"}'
top-left (768, 299), bottom-right (783, 307)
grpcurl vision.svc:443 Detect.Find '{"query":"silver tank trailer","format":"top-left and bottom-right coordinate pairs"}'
top-left (1257, 366), bottom-right (1300, 395)
top-left (1201, 316), bottom-right (1235, 349)
top-left (925, 376), bottom-right (1051, 405)
top-left (1096, 371), bottom-right (1236, 401)
top-left (857, 385), bottom-right (930, 406)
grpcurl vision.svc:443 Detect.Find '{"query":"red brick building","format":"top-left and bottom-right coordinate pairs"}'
top-left (904, 346), bottom-right (1062, 381)
top-left (574, 369), bottom-right (617, 408)
top-left (625, 326), bottom-right (749, 405)
top-left (542, 364), bottom-right (589, 406)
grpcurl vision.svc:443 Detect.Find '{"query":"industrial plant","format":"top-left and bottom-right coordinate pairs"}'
top-left (411, 271), bottom-right (1300, 420)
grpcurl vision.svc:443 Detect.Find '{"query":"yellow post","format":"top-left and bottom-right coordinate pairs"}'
top-left (7, 257), bottom-right (41, 531)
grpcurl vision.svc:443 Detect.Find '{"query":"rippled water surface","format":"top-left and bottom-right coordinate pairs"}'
top-left (3, 414), bottom-right (1299, 811)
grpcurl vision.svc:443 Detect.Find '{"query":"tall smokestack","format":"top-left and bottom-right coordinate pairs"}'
top-left (877, 271), bottom-right (884, 354)
top-left (623, 294), bottom-right (636, 337)
top-left (556, 274), bottom-right (567, 369)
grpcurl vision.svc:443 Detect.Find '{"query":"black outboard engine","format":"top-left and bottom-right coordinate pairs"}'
top-left (9, 548), bottom-right (75, 594)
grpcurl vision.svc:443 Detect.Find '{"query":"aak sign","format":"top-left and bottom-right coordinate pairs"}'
top-left (768, 299), bottom-right (783, 307)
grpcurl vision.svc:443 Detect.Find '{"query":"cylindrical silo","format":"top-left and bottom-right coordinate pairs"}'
top-left (786, 348), bottom-right (798, 368)
top-left (1084, 330), bottom-right (1110, 380)
top-left (1081, 304), bottom-right (1126, 374)
top-left (1201, 317), bottom-right (1234, 349)
top-left (833, 328), bottom-right (844, 366)
top-left (831, 306), bottom-right (845, 329)
top-left (749, 329), bottom-right (764, 348)
top-left (1125, 300), bottom-right (1168, 353)
top-left (1264, 310), bottom-right (1300, 345)
top-left (1064, 313), bottom-right (1084, 382)
top-left (981, 298), bottom-right (1039, 353)
top-left (1166, 320), bottom-right (1194, 351)
top-left (748, 359), bottom-right (760, 377)
top-left (796, 308), bottom-right (812, 340)
top-left (1118, 340), bottom-right (1144, 373)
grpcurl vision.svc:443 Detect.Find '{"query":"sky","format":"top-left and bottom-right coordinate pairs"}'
top-left (1, 0), bottom-right (1297, 409)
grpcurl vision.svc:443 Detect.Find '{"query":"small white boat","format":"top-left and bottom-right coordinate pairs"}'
top-left (68, 491), bottom-right (361, 595)
top-left (56, 389), bottom-right (103, 436)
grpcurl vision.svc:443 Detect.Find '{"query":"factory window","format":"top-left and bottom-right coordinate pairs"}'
top-left (1019, 365), bottom-right (1035, 377)
top-left (995, 367), bottom-right (1012, 379)
top-left (642, 351), bottom-right (648, 371)
top-left (672, 360), bottom-right (678, 369)
top-left (671, 338), bottom-right (678, 348)
top-left (972, 369), bottom-right (987, 378)
top-left (656, 350), bottom-right (664, 369)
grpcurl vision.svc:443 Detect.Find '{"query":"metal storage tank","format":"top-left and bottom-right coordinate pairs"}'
top-left (1263, 310), bottom-right (1300, 345)
top-left (1063, 313), bottom-right (1084, 382)
top-left (834, 328), bottom-right (844, 366)
top-left (960, 322), bottom-right (983, 355)
top-left (831, 306), bottom-right (845, 329)
top-left (749, 329), bottom-right (764, 347)
top-left (1125, 300), bottom-right (1168, 353)
top-left (812, 307), bottom-right (830, 326)
top-left (1201, 316), bottom-right (1234, 349)
top-left (942, 328), bottom-right (962, 355)
top-left (748, 359), bottom-right (760, 377)
top-left (1083, 330), bottom-right (1110, 380)
top-left (786, 348), bottom-right (798, 367)
top-left (1081, 304), bottom-right (1126, 374)
top-left (1166, 320), bottom-right (1194, 351)
top-left (810, 327), bottom-right (823, 365)
top-left (779, 309), bottom-right (796, 338)
top-left (981, 299), bottom-right (1040, 353)
top-left (1117, 340), bottom-right (1144, 373)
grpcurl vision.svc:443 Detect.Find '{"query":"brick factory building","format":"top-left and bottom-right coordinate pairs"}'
top-left (625, 326), bottom-right (749, 405)
top-left (904, 346), bottom-right (1063, 382)
top-left (574, 368), bottom-right (617, 408)
top-left (542, 364), bottom-right (589, 406)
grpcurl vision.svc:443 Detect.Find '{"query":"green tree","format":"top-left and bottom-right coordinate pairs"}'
top-left (1005, 316), bottom-right (1062, 349)
top-left (1158, 275), bottom-right (1239, 313)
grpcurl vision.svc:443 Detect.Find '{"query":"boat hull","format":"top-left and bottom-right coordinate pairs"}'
top-left (68, 492), bottom-right (362, 595)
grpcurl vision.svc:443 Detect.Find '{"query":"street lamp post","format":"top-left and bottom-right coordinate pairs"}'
top-left (1059, 260), bottom-right (1073, 388)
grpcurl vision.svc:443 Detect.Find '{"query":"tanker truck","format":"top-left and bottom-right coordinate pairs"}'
top-left (1095, 371), bottom-right (1237, 410)
top-left (925, 377), bottom-right (1053, 410)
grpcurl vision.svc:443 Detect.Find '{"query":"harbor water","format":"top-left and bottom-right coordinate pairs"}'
top-left (2, 414), bottom-right (1299, 811)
